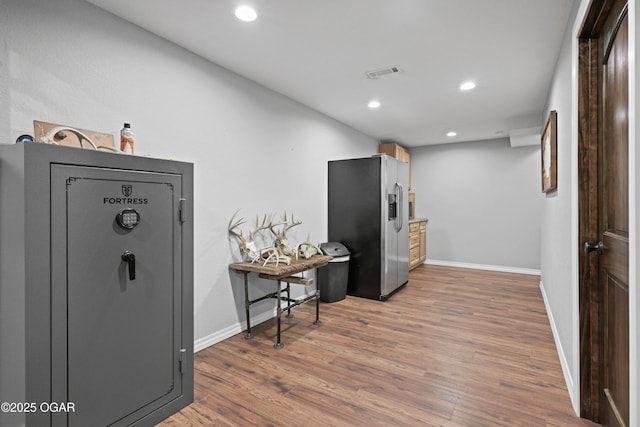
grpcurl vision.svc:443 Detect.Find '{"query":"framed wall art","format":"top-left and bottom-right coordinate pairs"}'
top-left (541, 110), bottom-right (557, 193)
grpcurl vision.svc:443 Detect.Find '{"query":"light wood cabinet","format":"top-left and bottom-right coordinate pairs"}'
top-left (409, 219), bottom-right (427, 270)
top-left (419, 221), bottom-right (427, 260)
top-left (378, 142), bottom-right (412, 189)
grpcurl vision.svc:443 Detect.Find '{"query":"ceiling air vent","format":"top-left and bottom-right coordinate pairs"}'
top-left (365, 65), bottom-right (403, 79)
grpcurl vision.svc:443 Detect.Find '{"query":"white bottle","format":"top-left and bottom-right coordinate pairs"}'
top-left (120, 123), bottom-right (135, 155)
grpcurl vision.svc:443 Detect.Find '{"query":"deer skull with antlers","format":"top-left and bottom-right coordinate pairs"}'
top-left (228, 211), bottom-right (292, 266)
top-left (269, 212), bottom-right (302, 257)
top-left (295, 241), bottom-right (322, 260)
top-left (228, 211), bottom-right (271, 263)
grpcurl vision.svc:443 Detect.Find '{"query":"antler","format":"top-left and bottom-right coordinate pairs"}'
top-left (228, 211), bottom-right (248, 247)
top-left (269, 212), bottom-right (302, 238)
top-left (269, 220), bottom-right (286, 238)
top-left (250, 214), bottom-right (271, 241)
top-left (284, 212), bottom-right (302, 233)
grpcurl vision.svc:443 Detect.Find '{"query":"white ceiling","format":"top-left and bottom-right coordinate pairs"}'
top-left (85, 0), bottom-right (574, 147)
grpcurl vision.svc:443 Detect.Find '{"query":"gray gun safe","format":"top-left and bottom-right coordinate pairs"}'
top-left (0, 143), bottom-right (194, 426)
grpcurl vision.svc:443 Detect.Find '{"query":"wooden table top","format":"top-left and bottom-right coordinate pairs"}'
top-left (229, 255), bottom-right (332, 280)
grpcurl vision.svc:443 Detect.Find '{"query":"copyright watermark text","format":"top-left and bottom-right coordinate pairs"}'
top-left (1, 401), bottom-right (75, 413)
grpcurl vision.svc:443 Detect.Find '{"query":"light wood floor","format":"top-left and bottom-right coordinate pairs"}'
top-left (161, 264), bottom-right (599, 426)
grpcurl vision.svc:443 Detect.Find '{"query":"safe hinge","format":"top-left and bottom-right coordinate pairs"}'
top-left (179, 198), bottom-right (187, 223)
top-left (179, 348), bottom-right (187, 374)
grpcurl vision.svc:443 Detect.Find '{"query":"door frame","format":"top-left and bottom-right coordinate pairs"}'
top-left (577, 16), bottom-right (600, 420)
top-left (576, 0), bottom-right (638, 423)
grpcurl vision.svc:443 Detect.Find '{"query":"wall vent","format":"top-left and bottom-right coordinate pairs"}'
top-left (365, 65), bottom-right (403, 79)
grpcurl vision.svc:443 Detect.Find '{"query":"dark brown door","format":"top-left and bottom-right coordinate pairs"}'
top-left (599, 4), bottom-right (629, 424)
top-left (579, 0), bottom-right (629, 424)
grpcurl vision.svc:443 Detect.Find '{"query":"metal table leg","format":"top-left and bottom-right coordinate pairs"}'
top-left (314, 288), bottom-right (321, 325)
top-left (274, 279), bottom-right (284, 349)
top-left (286, 282), bottom-right (293, 318)
top-left (243, 272), bottom-right (253, 339)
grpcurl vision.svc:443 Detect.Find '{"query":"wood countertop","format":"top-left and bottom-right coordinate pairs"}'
top-left (409, 218), bottom-right (428, 224)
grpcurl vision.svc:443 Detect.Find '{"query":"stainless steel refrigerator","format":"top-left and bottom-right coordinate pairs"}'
top-left (328, 155), bottom-right (409, 300)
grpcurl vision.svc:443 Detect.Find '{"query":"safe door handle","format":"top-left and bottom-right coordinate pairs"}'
top-left (121, 251), bottom-right (136, 280)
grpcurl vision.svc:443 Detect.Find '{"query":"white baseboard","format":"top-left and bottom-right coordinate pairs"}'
top-left (194, 309), bottom-right (276, 353)
top-left (539, 280), bottom-right (579, 414)
top-left (424, 259), bottom-right (541, 276)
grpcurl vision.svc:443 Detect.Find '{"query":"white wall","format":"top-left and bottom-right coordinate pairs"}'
top-left (539, 0), bottom-right (580, 413)
top-left (0, 0), bottom-right (378, 349)
top-left (411, 138), bottom-right (542, 271)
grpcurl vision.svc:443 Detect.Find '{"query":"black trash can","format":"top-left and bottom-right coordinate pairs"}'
top-left (317, 242), bottom-right (350, 303)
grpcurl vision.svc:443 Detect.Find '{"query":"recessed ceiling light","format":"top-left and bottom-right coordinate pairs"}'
top-left (459, 81), bottom-right (476, 91)
top-left (368, 100), bottom-right (381, 109)
top-left (447, 131), bottom-right (457, 137)
top-left (235, 5), bottom-right (257, 22)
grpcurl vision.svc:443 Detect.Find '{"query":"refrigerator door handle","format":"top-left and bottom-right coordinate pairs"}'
top-left (395, 182), bottom-right (404, 232)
